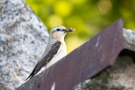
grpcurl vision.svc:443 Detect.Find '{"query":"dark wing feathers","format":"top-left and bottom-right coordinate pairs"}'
top-left (26, 41), bottom-right (61, 80)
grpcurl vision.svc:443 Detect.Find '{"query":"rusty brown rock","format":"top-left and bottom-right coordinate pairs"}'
top-left (17, 19), bottom-right (135, 90)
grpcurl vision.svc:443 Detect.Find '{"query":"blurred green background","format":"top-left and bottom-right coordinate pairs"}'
top-left (25, 0), bottom-right (135, 53)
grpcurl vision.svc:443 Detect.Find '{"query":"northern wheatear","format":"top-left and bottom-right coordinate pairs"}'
top-left (26, 26), bottom-right (74, 80)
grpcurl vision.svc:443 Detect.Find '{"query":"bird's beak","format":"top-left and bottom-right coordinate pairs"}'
top-left (64, 28), bottom-right (75, 33)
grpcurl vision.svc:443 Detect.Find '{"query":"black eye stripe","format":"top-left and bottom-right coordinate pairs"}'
top-left (56, 28), bottom-right (60, 31)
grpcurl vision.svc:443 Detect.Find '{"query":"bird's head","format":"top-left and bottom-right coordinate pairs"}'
top-left (49, 26), bottom-right (74, 41)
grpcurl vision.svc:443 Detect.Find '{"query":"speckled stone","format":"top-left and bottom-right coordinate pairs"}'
top-left (0, 0), bottom-right (48, 89)
top-left (123, 28), bottom-right (135, 44)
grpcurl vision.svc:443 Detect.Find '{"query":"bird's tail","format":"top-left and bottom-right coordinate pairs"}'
top-left (25, 69), bottom-right (35, 81)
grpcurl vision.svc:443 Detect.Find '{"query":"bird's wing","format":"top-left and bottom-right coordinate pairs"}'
top-left (26, 41), bottom-right (61, 80)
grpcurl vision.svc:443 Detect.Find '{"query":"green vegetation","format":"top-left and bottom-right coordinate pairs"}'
top-left (25, 0), bottom-right (135, 52)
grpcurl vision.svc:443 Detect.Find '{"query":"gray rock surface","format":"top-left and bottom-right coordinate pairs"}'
top-left (0, 0), bottom-right (48, 89)
top-left (123, 28), bottom-right (135, 44)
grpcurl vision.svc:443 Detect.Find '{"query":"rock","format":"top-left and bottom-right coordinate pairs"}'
top-left (16, 23), bottom-right (135, 90)
top-left (123, 28), bottom-right (135, 44)
top-left (73, 29), bottom-right (135, 90)
top-left (74, 56), bottom-right (135, 90)
top-left (17, 72), bottom-right (44, 90)
top-left (0, 0), bottom-right (48, 89)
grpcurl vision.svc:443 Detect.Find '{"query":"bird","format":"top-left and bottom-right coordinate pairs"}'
top-left (26, 26), bottom-right (74, 80)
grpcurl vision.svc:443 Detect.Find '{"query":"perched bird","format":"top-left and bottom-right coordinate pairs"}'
top-left (26, 26), bottom-right (74, 80)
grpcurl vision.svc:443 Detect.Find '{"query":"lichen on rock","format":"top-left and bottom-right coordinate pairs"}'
top-left (74, 56), bottom-right (135, 90)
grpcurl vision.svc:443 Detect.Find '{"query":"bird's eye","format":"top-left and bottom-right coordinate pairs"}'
top-left (56, 28), bottom-right (60, 31)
